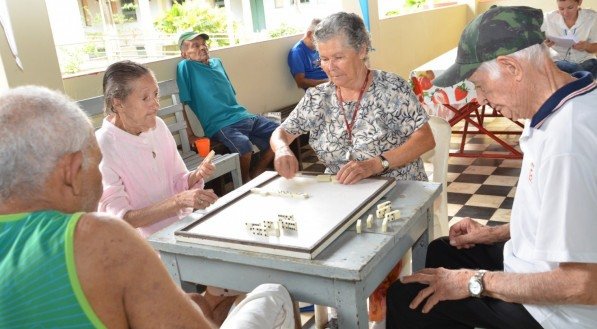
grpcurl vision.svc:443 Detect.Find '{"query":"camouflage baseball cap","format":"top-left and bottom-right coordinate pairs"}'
top-left (434, 6), bottom-right (545, 87)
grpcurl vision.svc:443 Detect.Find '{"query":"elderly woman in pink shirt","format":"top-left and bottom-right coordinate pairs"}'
top-left (96, 60), bottom-right (244, 324)
top-left (96, 60), bottom-right (217, 237)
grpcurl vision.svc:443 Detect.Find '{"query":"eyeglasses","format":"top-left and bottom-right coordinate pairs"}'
top-left (312, 58), bottom-right (321, 68)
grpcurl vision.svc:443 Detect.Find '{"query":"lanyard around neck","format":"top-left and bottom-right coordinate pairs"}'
top-left (337, 69), bottom-right (370, 143)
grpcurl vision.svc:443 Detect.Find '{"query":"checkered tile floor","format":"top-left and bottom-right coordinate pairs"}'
top-left (300, 115), bottom-right (523, 228)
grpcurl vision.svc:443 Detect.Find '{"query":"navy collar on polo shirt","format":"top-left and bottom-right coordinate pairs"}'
top-left (531, 71), bottom-right (597, 129)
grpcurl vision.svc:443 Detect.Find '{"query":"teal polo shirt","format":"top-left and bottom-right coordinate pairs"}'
top-left (177, 58), bottom-right (253, 137)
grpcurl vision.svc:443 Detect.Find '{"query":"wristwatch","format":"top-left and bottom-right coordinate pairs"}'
top-left (468, 270), bottom-right (487, 298)
top-left (379, 154), bottom-right (390, 173)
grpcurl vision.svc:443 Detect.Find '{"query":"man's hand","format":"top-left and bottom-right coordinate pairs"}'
top-left (401, 267), bottom-right (473, 313)
top-left (274, 146), bottom-right (299, 179)
top-left (336, 158), bottom-right (380, 184)
top-left (573, 40), bottom-right (590, 52)
top-left (544, 39), bottom-right (555, 48)
top-left (449, 217), bottom-right (495, 249)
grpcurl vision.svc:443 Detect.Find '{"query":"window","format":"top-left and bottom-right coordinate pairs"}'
top-left (274, 0), bottom-right (285, 9)
top-left (50, 0), bottom-right (344, 77)
top-left (380, 0), bottom-right (459, 18)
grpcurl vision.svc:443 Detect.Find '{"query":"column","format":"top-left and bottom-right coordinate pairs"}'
top-left (0, 0), bottom-right (63, 90)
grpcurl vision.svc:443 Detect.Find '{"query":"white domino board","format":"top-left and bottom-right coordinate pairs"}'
top-left (175, 172), bottom-right (396, 259)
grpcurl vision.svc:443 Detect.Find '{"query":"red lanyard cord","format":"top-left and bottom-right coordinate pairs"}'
top-left (337, 69), bottom-right (370, 143)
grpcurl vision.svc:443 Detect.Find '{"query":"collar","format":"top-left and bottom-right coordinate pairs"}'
top-left (530, 71), bottom-right (597, 128)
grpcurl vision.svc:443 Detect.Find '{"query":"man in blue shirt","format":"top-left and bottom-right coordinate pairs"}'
top-left (287, 19), bottom-right (328, 90)
top-left (177, 32), bottom-right (279, 183)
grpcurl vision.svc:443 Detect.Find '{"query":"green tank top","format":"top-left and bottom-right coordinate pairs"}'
top-left (0, 211), bottom-right (105, 328)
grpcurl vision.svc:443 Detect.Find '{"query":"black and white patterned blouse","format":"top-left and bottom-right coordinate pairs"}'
top-left (282, 70), bottom-right (429, 181)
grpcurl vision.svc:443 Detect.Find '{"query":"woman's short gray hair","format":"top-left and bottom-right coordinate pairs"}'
top-left (0, 86), bottom-right (93, 202)
top-left (477, 44), bottom-right (550, 79)
top-left (314, 12), bottom-right (372, 56)
top-left (102, 60), bottom-right (153, 115)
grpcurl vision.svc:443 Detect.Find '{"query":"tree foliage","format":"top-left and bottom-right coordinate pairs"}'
top-left (268, 23), bottom-right (299, 39)
top-left (154, 2), bottom-right (231, 47)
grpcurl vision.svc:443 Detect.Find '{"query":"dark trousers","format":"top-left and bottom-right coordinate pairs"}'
top-left (386, 237), bottom-right (543, 329)
top-left (555, 59), bottom-right (597, 78)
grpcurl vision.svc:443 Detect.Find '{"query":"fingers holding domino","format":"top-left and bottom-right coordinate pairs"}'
top-left (198, 150), bottom-right (216, 179)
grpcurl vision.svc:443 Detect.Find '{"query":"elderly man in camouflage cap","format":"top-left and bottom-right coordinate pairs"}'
top-left (386, 6), bottom-right (597, 329)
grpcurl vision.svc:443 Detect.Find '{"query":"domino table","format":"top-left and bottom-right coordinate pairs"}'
top-left (148, 172), bottom-right (441, 329)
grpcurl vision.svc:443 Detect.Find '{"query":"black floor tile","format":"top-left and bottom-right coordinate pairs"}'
top-left (486, 221), bottom-right (508, 226)
top-left (500, 197), bottom-right (514, 209)
top-left (467, 137), bottom-right (489, 144)
top-left (492, 167), bottom-right (521, 177)
top-left (448, 192), bottom-right (472, 204)
top-left (303, 155), bottom-right (319, 163)
top-left (454, 206), bottom-right (496, 220)
top-left (448, 164), bottom-right (468, 173)
top-left (485, 144), bottom-right (509, 152)
top-left (475, 185), bottom-right (512, 196)
top-left (472, 158), bottom-right (503, 166)
top-left (453, 174), bottom-right (489, 184)
top-left (303, 163), bottom-right (325, 173)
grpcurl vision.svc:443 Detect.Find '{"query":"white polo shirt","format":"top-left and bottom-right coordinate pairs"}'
top-left (503, 73), bottom-right (597, 328)
top-left (542, 8), bottom-right (597, 63)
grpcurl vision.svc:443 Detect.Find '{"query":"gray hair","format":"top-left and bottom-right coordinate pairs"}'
top-left (102, 60), bottom-right (153, 115)
top-left (307, 18), bottom-right (321, 33)
top-left (0, 86), bottom-right (93, 202)
top-left (314, 12), bottom-right (372, 56)
top-left (477, 44), bottom-right (550, 80)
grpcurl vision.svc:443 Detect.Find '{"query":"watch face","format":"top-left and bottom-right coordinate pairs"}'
top-left (382, 160), bottom-right (390, 169)
top-left (469, 281), bottom-right (482, 295)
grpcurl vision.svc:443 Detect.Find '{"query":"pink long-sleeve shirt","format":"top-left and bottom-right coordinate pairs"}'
top-left (96, 117), bottom-right (203, 238)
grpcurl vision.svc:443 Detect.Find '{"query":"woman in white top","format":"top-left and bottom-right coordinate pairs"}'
top-left (542, 0), bottom-right (597, 77)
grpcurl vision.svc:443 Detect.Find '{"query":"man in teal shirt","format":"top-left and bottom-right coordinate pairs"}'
top-left (177, 32), bottom-right (279, 183)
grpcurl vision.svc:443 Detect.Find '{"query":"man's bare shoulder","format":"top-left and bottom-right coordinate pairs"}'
top-left (74, 212), bottom-right (148, 274)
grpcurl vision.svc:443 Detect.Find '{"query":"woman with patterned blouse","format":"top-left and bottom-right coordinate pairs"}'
top-left (271, 12), bottom-right (434, 184)
top-left (270, 11), bottom-right (435, 326)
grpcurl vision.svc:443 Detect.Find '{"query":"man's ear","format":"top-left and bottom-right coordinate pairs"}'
top-left (497, 55), bottom-right (523, 81)
top-left (63, 151), bottom-right (85, 196)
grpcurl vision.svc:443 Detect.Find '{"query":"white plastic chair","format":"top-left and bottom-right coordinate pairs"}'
top-left (421, 116), bottom-right (451, 238)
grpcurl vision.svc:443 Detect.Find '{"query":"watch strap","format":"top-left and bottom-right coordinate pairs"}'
top-left (379, 154), bottom-right (390, 172)
top-left (469, 270), bottom-right (487, 298)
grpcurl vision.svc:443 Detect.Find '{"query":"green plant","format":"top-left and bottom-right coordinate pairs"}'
top-left (122, 3), bottom-right (137, 11)
top-left (112, 13), bottom-right (135, 24)
top-left (406, 0), bottom-right (427, 8)
top-left (61, 47), bottom-right (85, 74)
top-left (268, 23), bottom-right (299, 38)
top-left (154, 2), bottom-right (232, 47)
top-left (82, 43), bottom-right (97, 55)
top-left (385, 9), bottom-right (401, 17)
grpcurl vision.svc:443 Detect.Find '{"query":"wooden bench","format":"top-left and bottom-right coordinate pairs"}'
top-left (76, 79), bottom-right (243, 189)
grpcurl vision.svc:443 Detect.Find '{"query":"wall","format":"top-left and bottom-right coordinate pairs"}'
top-left (370, 4), bottom-right (469, 78)
top-left (0, 0), bottom-right (63, 90)
top-left (477, 0), bottom-right (597, 13)
top-left (64, 34), bottom-right (306, 114)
